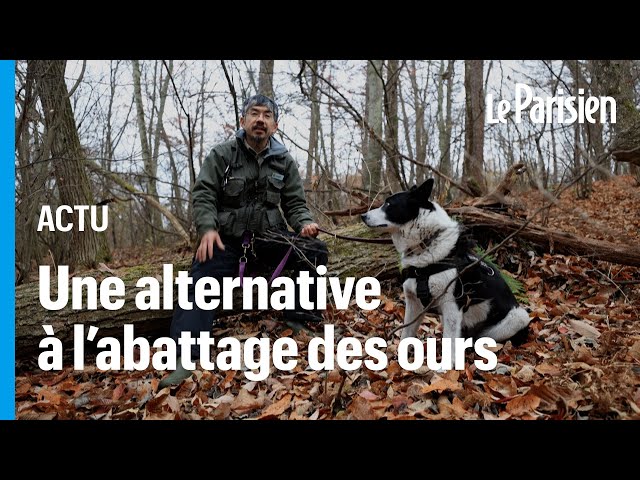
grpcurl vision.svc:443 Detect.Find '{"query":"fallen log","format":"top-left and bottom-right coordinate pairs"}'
top-left (449, 206), bottom-right (640, 267)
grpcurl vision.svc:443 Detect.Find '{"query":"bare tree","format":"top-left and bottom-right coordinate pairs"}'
top-left (32, 60), bottom-right (109, 269)
top-left (132, 60), bottom-right (164, 244)
top-left (463, 59), bottom-right (486, 196)
top-left (384, 60), bottom-right (402, 192)
top-left (570, 60), bottom-right (591, 198)
top-left (15, 61), bottom-right (50, 282)
top-left (362, 60), bottom-right (384, 194)
top-left (305, 60), bottom-right (321, 188)
top-left (591, 60), bottom-right (640, 179)
top-left (436, 60), bottom-right (455, 196)
top-left (407, 60), bottom-right (429, 184)
top-left (259, 60), bottom-right (275, 98)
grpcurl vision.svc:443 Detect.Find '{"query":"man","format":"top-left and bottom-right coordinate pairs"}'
top-left (159, 94), bottom-right (328, 388)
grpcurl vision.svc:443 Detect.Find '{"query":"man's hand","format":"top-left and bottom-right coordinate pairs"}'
top-left (300, 222), bottom-right (320, 238)
top-left (196, 230), bottom-right (225, 263)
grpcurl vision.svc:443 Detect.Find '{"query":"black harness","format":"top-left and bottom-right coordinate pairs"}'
top-left (401, 235), bottom-right (495, 308)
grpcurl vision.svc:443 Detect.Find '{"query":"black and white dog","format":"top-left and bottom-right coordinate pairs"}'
top-left (362, 178), bottom-right (530, 348)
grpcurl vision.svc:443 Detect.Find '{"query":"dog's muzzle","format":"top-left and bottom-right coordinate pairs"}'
top-left (361, 212), bottom-right (387, 228)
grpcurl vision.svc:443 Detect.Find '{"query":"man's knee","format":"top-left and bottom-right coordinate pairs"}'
top-left (191, 243), bottom-right (239, 277)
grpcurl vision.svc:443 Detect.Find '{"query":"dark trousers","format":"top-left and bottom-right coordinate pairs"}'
top-left (169, 230), bottom-right (328, 357)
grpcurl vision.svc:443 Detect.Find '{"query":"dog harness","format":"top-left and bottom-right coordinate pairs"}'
top-left (401, 237), bottom-right (495, 308)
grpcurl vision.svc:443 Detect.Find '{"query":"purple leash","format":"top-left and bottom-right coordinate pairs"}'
top-left (237, 230), bottom-right (295, 285)
top-left (269, 244), bottom-right (293, 284)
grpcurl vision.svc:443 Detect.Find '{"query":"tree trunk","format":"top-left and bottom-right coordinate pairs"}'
top-left (398, 80), bottom-right (415, 185)
top-left (409, 60), bottom-right (427, 184)
top-left (162, 128), bottom-right (185, 223)
top-left (437, 60), bottom-right (455, 199)
top-left (570, 60), bottom-right (591, 199)
top-left (362, 60), bottom-right (384, 194)
top-left (593, 60), bottom-right (640, 169)
top-left (463, 59), bottom-right (486, 196)
top-left (384, 60), bottom-right (401, 192)
top-left (306, 60), bottom-right (320, 188)
top-left (258, 60), bottom-right (275, 98)
top-left (32, 60), bottom-right (110, 269)
top-left (16, 61), bottom-right (46, 283)
top-left (132, 60), bottom-right (162, 244)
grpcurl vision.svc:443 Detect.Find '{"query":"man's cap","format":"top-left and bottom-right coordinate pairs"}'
top-left (241, 94), bottom-right (279, 121)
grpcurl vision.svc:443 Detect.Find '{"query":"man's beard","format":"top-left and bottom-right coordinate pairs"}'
top-left (246, 130), bottom-right (267, 145)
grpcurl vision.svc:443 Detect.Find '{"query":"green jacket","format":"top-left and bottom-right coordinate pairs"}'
top-left (193, 130), bottom-right (314, 239)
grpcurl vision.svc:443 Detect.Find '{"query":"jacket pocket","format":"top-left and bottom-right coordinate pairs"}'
top-left (217, 210), bottom-right (236, 236)
top-left (266, 208), bottom-right (286, 229)
top-left (266, 177), bottom-right (285, 205)
top-left (223, 177), bottom-right (245, 207)
top-left (218, 210), bottom-right (232, 225)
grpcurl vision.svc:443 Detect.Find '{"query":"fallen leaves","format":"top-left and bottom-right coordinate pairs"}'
top-left (14, 178), bottom-right (640, 420)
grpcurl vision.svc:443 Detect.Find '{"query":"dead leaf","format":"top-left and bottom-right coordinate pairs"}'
top-left (421, 378), bottom-right (462, 394)
top-left (514, 365), bottom-right (536, 382)
top-left (349, 396), bottom-right (380, 420)
top-left (37, 388), bottom-right (64, 406)
top-left (506, 393), bottom-right (541, 416)
top-left (575, 346), bottom-right (598, 365)
top-left (16, 381), bottom-right (32, 396)
top-left (327, 369), bottom-right (343, 383)
top-left (442, 396), bottom-right (469, 418)
top-left (391, 395), bottom-right (411, 411)
top-left (211, 403), bottom-right (231, 420)
top-left (568, 319), bottom-right (601, 339)
top-left (443, 370), bottom-right (460, 382)
top-left (258, 394), bottom-right (292, 419)
top-left (166, 395), bottom-right (180, 413)
top-left (19, 412), bottom-right (57, 420)
top-left (583, 294), bottom-right (608, 306)
top-left (222, 370), bottom-right (236, 388)
top-left (358, 390), bottom-right (379, 401)
top-left (535, 362), bottom-right (562, 376)
top-left (484, 375), bottom-right (518, 398)
top-left (230, 388), bottom-right (264, 414)
top-left (112, 383), bottom-right (126, 401)
top-left (525, 276), bottom-right (542, 288)
top-left (98, 262), bottom-right (115, 274)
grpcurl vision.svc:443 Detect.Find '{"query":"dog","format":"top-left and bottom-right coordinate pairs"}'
top-left (361, 178), bottom-right (531, 350)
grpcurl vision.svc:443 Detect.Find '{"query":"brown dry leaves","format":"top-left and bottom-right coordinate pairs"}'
top-left (15, 176), bottom-right (640, 420)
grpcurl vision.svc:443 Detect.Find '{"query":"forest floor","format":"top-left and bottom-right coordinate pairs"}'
top-left (15, 175), bottom-right (640, 420)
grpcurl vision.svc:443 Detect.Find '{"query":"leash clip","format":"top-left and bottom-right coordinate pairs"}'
top-left (239, 231), bottom-right (255, 286)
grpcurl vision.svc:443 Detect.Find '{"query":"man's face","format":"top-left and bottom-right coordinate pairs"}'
top-left (240, 105), bottom-right (278, 145)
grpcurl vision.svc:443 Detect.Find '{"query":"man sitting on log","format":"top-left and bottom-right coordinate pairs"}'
top-left (159, 94), bottom-right (328, 388)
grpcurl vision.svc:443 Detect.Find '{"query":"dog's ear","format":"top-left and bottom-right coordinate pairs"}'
top-left (416, 178), bottom-right (434, 206)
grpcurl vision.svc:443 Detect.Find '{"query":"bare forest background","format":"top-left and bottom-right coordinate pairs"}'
top-left (14, 60), bottom-right (640, 280)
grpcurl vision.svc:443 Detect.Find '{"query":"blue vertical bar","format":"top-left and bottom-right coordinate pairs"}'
top-left (0, 60), bottom-right (15, 420)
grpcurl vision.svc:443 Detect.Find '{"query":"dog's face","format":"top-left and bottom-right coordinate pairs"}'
top-left (361, 179), bottom-right (435, 232)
